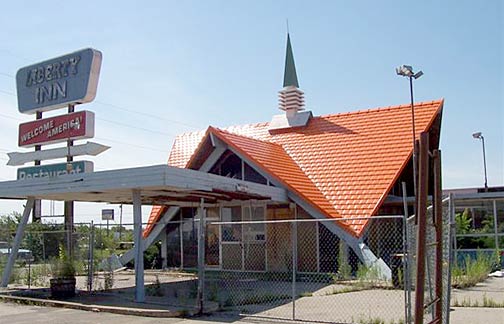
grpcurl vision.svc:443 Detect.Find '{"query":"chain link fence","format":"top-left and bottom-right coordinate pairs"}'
top-left (407, 198), bottom-right (452, 324)
top-left (1, 200), bottom-right (456, 323)
top-left (0, 222), bottom-right (92, 291)
top-left (203, 216), bottom-right (409, 324)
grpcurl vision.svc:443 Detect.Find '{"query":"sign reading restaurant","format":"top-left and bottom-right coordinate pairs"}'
top-left (18, 110), bottom-right (95, 147)
top-left (16, 48), bottom-right (102, 114)
top-left (17, 161), bottom-right (93, 180)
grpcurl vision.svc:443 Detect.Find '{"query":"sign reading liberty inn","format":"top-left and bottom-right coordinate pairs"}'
top-left (8, 48), bottom-right (107, 180)
top-left (16, 48), bottom-right (102, 114)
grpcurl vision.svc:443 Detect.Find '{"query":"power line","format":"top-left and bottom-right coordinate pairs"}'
top-left (94, 136), bottom-right (168, 153)
top-left (0, 89), bottom-right (15, 96)
top-left (94, 100), bottom-right (199, 129)
top-left (0, 69), bottom-right (202, 130)
top-left (0, 72), bottom-right (14, 78)
top-left (0, 87), bottom-right (187, 137)
top-left (97, 117), bottom-right (176, 137)
top-left (0, 112), bottom-right (23, 121)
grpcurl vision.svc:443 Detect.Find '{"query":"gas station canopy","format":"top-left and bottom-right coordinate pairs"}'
top-left (0, 164), bottom-right (287, 205)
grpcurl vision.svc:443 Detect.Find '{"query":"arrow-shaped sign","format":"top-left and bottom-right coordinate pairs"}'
top-left (7, 141), bottom-right (110, 166)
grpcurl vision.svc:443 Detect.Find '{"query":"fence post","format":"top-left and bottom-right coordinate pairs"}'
top-left (414, 132), bottom-right (429, 324)
top-left (402, 181), bottom-right (412, 324)
top-left (493, 200), bottom-right (499, 252)
top-left (446, 194), bottom-right (455, 324)
top-left (291, 204), bottom-right (298, 320)
top-left (433, 150), bottom-right (443, 323)
top-left (88, 221), bottom-right (94, 292)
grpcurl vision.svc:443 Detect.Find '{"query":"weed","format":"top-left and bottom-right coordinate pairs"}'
top-left (452, 251), bottom-right (493, 288)
top-left (356, 264), bottom-right (386, 289)
top-left (337, 241), bottom-right (352, 280)
top-left (238, 293), bottom-right (290, 305)
top-left (453, 294), bottom-right (504, 308)
top-left (326, 286), bottom-right (364, 295)
top-left (207, 282), bottom-right (219, 302)
top-left (146, 275), bottom-right (164, 296)
top-left (355, 317), bottom-right (404, 324)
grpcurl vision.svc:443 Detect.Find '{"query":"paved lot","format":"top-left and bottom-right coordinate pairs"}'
top-left (1, 302), bottom-right (504, 324)
top-left (2, 269), bottom-right (503, 323)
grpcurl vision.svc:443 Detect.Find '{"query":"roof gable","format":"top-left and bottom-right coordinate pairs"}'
top-left (158, 99), bottom-right (443, 236)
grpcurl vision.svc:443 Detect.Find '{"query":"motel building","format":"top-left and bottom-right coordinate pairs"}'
top-left (137, 35), bottom-right (444, 276)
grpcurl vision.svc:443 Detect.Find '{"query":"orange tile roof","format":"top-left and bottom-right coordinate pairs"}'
top-left (144, 99), bottom-right (443, 238)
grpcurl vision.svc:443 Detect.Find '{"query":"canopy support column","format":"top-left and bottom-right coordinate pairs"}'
top-left (132, 189), bottom-right (145, 302)
top-left (1, 198), bottom-right (35, 287)
top-left (197, 198), bottom-right (206, 314)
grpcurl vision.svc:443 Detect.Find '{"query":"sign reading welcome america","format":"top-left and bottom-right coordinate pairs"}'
top-left (16, 48), bottom-right (102, 114)
top-left (18, 110), bottom-right (95, 147)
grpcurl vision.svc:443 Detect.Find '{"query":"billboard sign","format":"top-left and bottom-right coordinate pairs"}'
top-left (102, 209), bottom-right (114, 221)
top-left (17, 161), bottom-right (93, 180)
top-left (18, 110), bottom-right (95, 147)
top-left (16, 48), bottom-right (102, 114)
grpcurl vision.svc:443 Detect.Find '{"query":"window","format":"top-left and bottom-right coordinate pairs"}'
top-left (244, 162), bottom-right (267, 185)
top-left (243, 205), bottom-right (265, 242)
top-left (221, 207), bottom-right (242, 242)
top-left (219, 153), bottom-right (242, 179)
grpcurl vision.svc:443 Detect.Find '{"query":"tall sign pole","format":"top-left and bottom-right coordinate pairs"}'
top-left (33, 111), bottom-right (42, 222)
top-left (65, 104), bottom-right (75, 256)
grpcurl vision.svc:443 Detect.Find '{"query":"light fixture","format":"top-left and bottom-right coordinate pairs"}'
top-left (396, 64), bottom-right (423, 197)
top-left (472, 132), bottom-right (482, 139)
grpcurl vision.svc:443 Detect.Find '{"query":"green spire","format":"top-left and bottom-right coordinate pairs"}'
top-left (283, 33), bottom-right (299, 88)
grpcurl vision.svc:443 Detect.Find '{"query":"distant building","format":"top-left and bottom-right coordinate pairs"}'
top-left (142, 34), bottom-right (443, 274)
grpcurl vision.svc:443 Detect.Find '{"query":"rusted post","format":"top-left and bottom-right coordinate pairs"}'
top-left (414, 132), bottom-right (429, 324)
top-left (433, 150), bottom-right (443, 322)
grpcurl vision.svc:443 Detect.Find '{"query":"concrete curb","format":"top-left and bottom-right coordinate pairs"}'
top-left (0, 294), bottom-right (189, 318)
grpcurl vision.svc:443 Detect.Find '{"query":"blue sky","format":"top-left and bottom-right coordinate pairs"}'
top-left (0, 1), bottom-right (502, 223)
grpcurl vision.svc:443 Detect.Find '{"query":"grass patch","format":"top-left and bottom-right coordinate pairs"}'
top-left (238, 293), bottom-right (290, 305)
top-left (326, 286), bottom-right (365, 295)
top-left (354, 316), bottom-right (405, 324)
top-left (452, 294), bottom-right (504, 308)
top-left (452, 252), bottom-right (493, 288)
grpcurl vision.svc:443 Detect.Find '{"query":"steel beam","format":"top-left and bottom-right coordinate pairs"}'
top-left (433, 150), bottom-right (443, 322)
top-left (132, 189), bottom-right (144, 302)
top-left (1, 198), bottom-right (35, 287)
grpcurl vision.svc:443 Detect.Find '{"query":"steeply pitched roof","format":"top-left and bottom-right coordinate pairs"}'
top-left (145, 99), bottom-right (443, 237)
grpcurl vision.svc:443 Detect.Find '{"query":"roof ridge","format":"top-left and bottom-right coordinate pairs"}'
top-left (173, 99), bottom-right (443, 137)
top-left (212, 126), bottom-right (282, 146)
top-left (316, 98), bottom-right (444, 119)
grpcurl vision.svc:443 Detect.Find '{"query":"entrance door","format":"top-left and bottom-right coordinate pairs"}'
top-left (220, 205), bottom-right (266, 271)
top-left (242, 205), bottom-right (266, 271)
top-left (205, 208), bottom-right (220, 267)
top-left (221, 206), bottom-right (243, 270)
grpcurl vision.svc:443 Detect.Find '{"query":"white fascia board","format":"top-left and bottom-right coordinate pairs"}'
top-left (0, 164), bottom-right (287, 203)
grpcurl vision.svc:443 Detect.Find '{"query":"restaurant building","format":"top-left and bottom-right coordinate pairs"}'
top-left (142, 35), bottom-right (443, 275)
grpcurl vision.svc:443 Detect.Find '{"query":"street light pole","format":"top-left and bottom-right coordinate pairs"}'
top-left (472, 132), bottom-right (488, 191)
top-left (396, 65), bottom-right (423, 197)
top-left (409, 75), bottom-right (417, 197)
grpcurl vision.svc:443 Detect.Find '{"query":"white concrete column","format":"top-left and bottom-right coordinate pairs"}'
top-left (160, 230), bottom-right (167, 269)
top-left (197, 198), bottom-right (206, 313)
top-left (1, 198), bottom-right (35, 287)
top-left (132, 189), bottom-right (144, 302)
